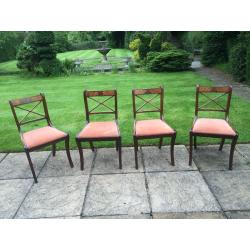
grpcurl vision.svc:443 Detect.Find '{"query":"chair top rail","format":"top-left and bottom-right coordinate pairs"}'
top-left (133, 87), bottom-right (162, 95)
top-left (9, 94), bottom-right (43, 107)
top-left (197, 85), bottom-right (232, 93)
top-left (84, 90), bottom-right (116, 97)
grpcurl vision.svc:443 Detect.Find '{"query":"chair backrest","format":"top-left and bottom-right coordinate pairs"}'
top-left (9, 93), bottom-right (51, 132)
top-left (83, 90), bottom-right (118, 122)
top-left (195, 85), bottom-right (232, 119)
top-left (132, 87), bottom-right (164, 119)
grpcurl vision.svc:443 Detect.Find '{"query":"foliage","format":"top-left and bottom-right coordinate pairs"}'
top-left (61, 59), bottom-right (75, 74)
top-left (180, 32), bottom-right (205, 52)
top-left (54, 32), bottom-right (71, 53)
top-left (149, 33), bottom-right (162, 51)
top-left (112, 64), bottom-right (119, 74)
top-left (137, 33), bottom-right (151, 60)
top-left (128, 61), bottom-right (136, 73)
top-left (0, 32), bottom-right (26, 62)
top-left (129, 38), bottom-right (141, 51)
top-left (107, 32), bottom-right (125, 48)
top-left (161, 41), bottom-right (176, 51)
top-left (246, 47), bottom-right (250, 85)
top-left (201, 32), bottom-right (228, 66)
top-left (229, 43), bottom-right (247, 82)
top-left (38, 58), bottom-right (64, 76)
top-left (146, 49), bottom-right (191, 72)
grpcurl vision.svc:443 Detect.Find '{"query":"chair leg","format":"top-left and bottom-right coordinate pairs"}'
top-left (194, 136), bottom-right (197, 149)
top-left (189, 132), bottom-right (193, 166)
top-left (89, 141), bottom-right (95, 152)
top-left (52, 144), bottom-right (56, 156)
top-left (25, 150), bottom-right (38, 183)
top-left (159, 137), bottom-right (163, 149)
top-left (76, 139), bottom-right (84, 170)
top-left (219, 138), bottom-right (225, 151)
top-left (229, 136), bottom-right (238, 170)
top-left (133, 136), bottom-right (139, 169)
top-left (65, 136), bottom-right (74, 168)
top-left (115, 140), bottom-right (119, 151)
top-left (117, 138), bottom-right (122, 169)
top-left (170, 133), bottom-right (176, 166)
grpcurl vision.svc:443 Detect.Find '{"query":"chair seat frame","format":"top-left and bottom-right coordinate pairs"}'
top-left (189, 85), bottom-right (238, 170)
top-left (9, 93), bottom-right (74, 183)
top-left (132, 87), bottom-right (176, 169)
top-left (76, 90), bottom-right (122, 170)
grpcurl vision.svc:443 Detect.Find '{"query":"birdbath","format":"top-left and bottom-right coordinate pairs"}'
top-left (96, 41), bottom-right (111, 62)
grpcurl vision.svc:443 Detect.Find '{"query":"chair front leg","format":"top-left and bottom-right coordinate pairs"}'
top-left (25, 150), bottom-right (38, 183)
top-left (189, 132), bottom-right (193, 166)
top-left (194, 136), bottom-right (197, 149)
top-left (219, 138), bottom-right (225, 151)
top-left (52, 144), bottom-right (56, 156)
top-left (159, 137), bottom-right (163, 149)
top-left (170, 133), bottom-right (176, 166)
top-left (115, 140), bottom-right (119, 151)
top-left (65, 136), bottom-right (74, 168)
top-left (229, 136), bottom-right (238, 170)
top-left (133, 136), bottom-right (139, 169)
top-left (76, 139), bottom-right (84, 170)
top-left (117, 138), bottom-right (122, 169)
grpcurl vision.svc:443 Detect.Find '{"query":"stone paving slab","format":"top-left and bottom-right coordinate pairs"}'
top-left (92, 147), bottom-right (143, 174)
top-left (39, 150), bottom-right (94, 178)
top-left (15, 175), bottom-right (89, 219)
top-left (225, 211), bottom-right (250, 219)
top-left (82, 214), bottom-right (151, 219)
top-left (202, 171), bottom-right (250, 211)
top-left (237, 144), bottom-right (250, 162)
top-left (142, 145), bottom-right (197, 172)
top-left (153, 212), bottom-right (225, 219)
top-left (146, 171), bottom-right (220, 213)
top-left (83, 173), bottom-right (150, 217)
top-left (0, 179), bottom-right (33, 218)
top-left (0, 153), bottom-right (7, 162)
top-left (0, 151), bottom-right (50, 180)
top-left (192, 145), bottom-right (249, 171)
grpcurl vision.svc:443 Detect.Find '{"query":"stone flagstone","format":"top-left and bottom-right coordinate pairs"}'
top-left (202, 171), bottom-right (250, 211)
top-left (39, 150), bottom-right (94, 178)
top-left (16, 175), bottom-right (89, 218)
top-left (83, 173), bottom-right (150, 217)
top-left (237, 144), bottom-right (250, 162)
top-left (142, 145), bottom-right (197, 172)
top-left (146, 171), bottom-right (220, 213)
top-left (92, 147), bottom-right (143, 174)
top-left (0, 151), bottom-right (50, 180)
top-left (192, 145), bottom-right (249, 171)
top-left (0, 153), bottom-right (7, 162)
top-left (225, 210), bottom-right (250, 219)
top-left (83, 214), bottom-right (151, 219)
top-left (0, 179), bottom-right (33, 218)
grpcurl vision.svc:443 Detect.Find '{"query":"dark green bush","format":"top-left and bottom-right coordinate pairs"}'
top-left (38, 58), bottom-right (63, 76)
top-left (202, 32), bottom-right (228, 66)
top-left (146, 49), bottom-right (191, 72)
top-left (62, 59), bottom-right (75, 74)
top-left (137, 33), bottom-right (151, 60)
top-left (245, 47), bottom-right (250, 84)
top-left (149, 33), bottom-right (162, 51)
top-left (229, 43), bottom-right (246, 82)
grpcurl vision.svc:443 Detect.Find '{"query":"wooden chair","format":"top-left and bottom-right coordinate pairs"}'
top-left (76, 90), bottom-right (122, 170)
top-left (9, 93), bottom-right (74, 183)
top-left (189, 85), bottom-right (238, 170)
top-left (132, 87), bottom-right (176, 169)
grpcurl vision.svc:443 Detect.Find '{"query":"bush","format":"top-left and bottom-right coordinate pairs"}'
top-left (161, 41), bottom-right (176, 51)
top-left (246, 47), bottom-right (250, 85)
top-left (128, 61), bottom-right (136, 73)
top-left (62, 59), bottom-right (75, 74)
top-left (201, 32), bottom-right (228, 66)
top-left (146, 49), bottom-right (191, 72)
top-left (229, 43), bottom-right (247, 82)
top-left (149, 33), bottom-right (162, 51)
top-left (137, 33), bottom-right (151, 60)
top-left (129, 38), bottom-right (141, 51)
top-left (38, 58), bottom-right (64, 76)
top-left (181, 32), bottom-right (205, 52)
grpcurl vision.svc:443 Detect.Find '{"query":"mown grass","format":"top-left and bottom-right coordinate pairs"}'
top-left (0, 71), bottom-right (249, 152)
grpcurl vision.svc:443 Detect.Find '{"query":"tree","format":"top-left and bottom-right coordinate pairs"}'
top-left (54, 32), bottom-right (71, 53)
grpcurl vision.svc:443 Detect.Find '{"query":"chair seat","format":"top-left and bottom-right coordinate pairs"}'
top-left (78, 121), bottom-right (119, 139)
top-left (135, 119), bottom-right (175, 137)
top-left (22, 126), bottom-right (67, 149)
top-left (192, 118), bottom-right (236, 136)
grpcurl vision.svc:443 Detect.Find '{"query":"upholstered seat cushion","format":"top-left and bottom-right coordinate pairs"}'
top-left (135, 119), bottom-right (175, 137)
top-left (78, 121), bottom-right (119, 139)
top-left (192, 118), bottom-right (236, 136)
top-left (22, 126), bottom-right (67, 148)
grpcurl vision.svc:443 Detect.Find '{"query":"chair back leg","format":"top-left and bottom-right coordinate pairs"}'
top-left (52, 144), bottom-right (56, 156)
top-left (117, 138), bottom-right (122, 169)
top-left (133, 137), bottom-right (139, 169)
top-left (65, 136), bottom-right (74, 168)
top-left (219, 138), bottom-right (225, 151)
top-left (89, 142), bottom-right (95, 152)
top-left (170, 133), bottom-right (176, 166)
top-left (25, 150), bottom-right (38, 183)
top-left (189, 132), bottom-right (193, 166)
top-left (229, 136), bottom-right (238, 170)
top-left (159, 137), bottom-right (163, 149)
top-left (76, 140), bottom-right (84, 170)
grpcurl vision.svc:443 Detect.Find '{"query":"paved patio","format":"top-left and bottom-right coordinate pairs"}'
top-left (0, 144), bottom-right (250, 219)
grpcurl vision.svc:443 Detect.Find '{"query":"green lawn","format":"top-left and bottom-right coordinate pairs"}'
top-left (0, 71), bottom-right (250, 152)
top-left (0, 49), bottom-right (133, 74)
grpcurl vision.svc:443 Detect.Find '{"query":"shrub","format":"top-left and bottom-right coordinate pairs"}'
top-left (161, 41), bottom-right (176, 51)
top-left (146, 49), bottom-right (191, 72)
top-left (39, 58), bottom-right (63, 76)
top-left (201, 32), bottom-right (228, 66)
top-left (181, 32), bottom-right (205, 52)
top-left (128, 61), bottom-right (136, 73)
top-left (229, 43), bottom-right (247, 82)
top-left (62, 59), bottom-right (75, 74)
top-left (137, 33), bottom-right (151, 60)
top-left (129, 38), bottom-right (141, 51)
top-left (246, 47), bottom-right (250, 85)
top-left (149, 33), bottom-right (162, 51)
